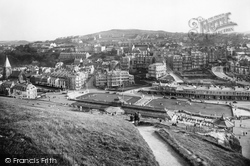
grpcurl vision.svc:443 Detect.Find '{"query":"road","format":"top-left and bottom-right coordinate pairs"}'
top-left (212, 66), bottom-right (234, 81)
top-left (168, 71), bottom-right (184, 83)
top-left (212, 66), bottom-right (250, 86)
top-left (138, 126), bottom-right (188, 166)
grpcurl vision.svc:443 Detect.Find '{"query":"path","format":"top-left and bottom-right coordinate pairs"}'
top-left (138, 126), bottom-right (188, 166)
top-left (168, 71), bottom-right (184, 83)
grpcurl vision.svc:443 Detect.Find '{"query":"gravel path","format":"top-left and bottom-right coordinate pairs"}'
top-left (138, 126), bottom-right (188, 166)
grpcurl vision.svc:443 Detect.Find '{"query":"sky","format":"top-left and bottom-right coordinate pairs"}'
top-left (0, 0), bottom-right (250, 41)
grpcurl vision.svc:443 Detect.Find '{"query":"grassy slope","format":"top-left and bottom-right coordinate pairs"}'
top-left (0, 97), bottom-right (159, 166)
top-left (169, 129), bottom-right (250, 166)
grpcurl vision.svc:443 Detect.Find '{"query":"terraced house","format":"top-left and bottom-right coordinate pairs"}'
top-left (30, 71), bottom-right (88, 90)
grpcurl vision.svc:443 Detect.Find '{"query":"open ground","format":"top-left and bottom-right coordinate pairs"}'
top-left (147, 98), bottom-right (232, 117)
top-left (77, 93), bottom-right (141, 104)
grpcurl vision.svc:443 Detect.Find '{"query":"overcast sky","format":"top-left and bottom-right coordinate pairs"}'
top-left (0, 0), bottom-right (250, 41)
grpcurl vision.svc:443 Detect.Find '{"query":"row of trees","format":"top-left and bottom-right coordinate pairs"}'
top-left (0, 45), bottom-right (60, 67)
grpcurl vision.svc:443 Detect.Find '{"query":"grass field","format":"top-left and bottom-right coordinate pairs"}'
top-left (147, 98), bottom-right (232, 117)
top-left (78, 93), bottom-right (141, 104)
top-left (0, 97), bottom-right (159, 166)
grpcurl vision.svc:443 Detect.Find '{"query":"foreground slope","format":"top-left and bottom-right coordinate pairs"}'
top-left (0, 97), bottom-right (159, 166)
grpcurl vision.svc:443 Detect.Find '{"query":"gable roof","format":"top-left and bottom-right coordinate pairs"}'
top-left (9, 71), bottom-right (23, 78)
top-left (12, 83), bottom-right (28, 91)
top-left (0, 81), bottom-right (14, 88)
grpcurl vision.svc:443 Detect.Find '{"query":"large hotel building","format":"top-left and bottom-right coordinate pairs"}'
top-left (95, 70), bottom-right (135, 88)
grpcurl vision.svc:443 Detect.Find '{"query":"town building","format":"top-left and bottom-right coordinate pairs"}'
top-left (171, 55), bottom-right (183, 72)
top-left (11, 83), bottom-right (37, 99)
top-left (228, 61), bottom-right (250, 75)
top-left (0, 81), bottom-right (37, 99)
top-left (75, 45), bottom-right (94, 52)
top-left (146, 63), bottom-right (166, 79)
top-left (8, 70), bottom-right (26, 83)
top-left (95, 70), bottom-right (134, 88)
top-left (191, 51), bottom-right (208, 69)
top-left (130, 54), bottom-right (153, 72)
top-left (182, 53), bottom-right (192, 71)
top-left (120, 56), bottom-right (130, 71)
top-left (30, 70), bottom-right (88, 90)
top-left (0, 81), bottom-right (14, 96)
top-left (151, 82), bottom-right (250, 101)
top-left (81, 65), bottom-right (95, 75)
top-left (58, 52), bottom-right (91, 60)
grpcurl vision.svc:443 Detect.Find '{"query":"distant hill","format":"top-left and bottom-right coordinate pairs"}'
top-left (55, 29), bottom-right (172, 42)
top-left (94, 29), bottom-right (169, 35)
top-left (0, 40), bottom-right (30, 46)
top-left (243, 31), bottom-right (250, 35)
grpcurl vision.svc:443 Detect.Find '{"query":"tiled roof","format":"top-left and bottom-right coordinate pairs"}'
top-left (9, 71), bottom-right (22, 78)
top-left (12, 84), bottom-right (28, 91)
top-left (1, 81), bottom-right (13, 88)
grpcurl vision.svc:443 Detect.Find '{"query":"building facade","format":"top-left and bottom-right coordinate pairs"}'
top-left (130, 54), bottom-right (153, 72)
top-left (151, 82), bottom-right (250, 101)
top-left (95, 70), bottom-right (134, 88)
top-left (147, 63), bottom-right (166, 79)
top-left (120, 56), bottom-right (130, 71)
top-left (58, 52), bottom-right (91, 60)
top-left (191, 51), bottom-right (208, 69)
top-left (11, 83), bottom-right (37, 99)
top-left (30, 71), bottom-right (88, 90)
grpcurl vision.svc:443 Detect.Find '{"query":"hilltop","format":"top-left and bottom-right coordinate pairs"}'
top-left (0, 97), bottom-right (159, 166)
top-left (55, 29), bottom-right (171, 41)
top-left (0, 40), bottom-right (30, 46)
top-left (94, 29), bottom-right (169, 35)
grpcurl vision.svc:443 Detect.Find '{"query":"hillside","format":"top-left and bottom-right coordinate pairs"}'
top-left (156, 126), bottom-right (250, 166)
top-left (94, 29), bottom-right (169, 35)
top-left (0, 40), bottom-right (30, 46)
top-left (0, 97), bottom-right (159, 166)
top-left (55, 29), bottom-right (171, 42)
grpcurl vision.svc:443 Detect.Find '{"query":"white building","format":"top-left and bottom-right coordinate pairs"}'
top-left (11, 83), bottom-right (37, 99)
top-left (146, 63), bottom-right (166, 79)
top-left (95, 70), bottom-right (134, 88)
top-left (83, 65), bottom-right (95, 75)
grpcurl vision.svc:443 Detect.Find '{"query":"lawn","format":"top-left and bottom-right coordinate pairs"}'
top-left (147, 98), bottom-right (232, 117)
top-left (78, 93), bottom-right (141, 104)
top-left (0, 97), bottom-right (159, 166)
